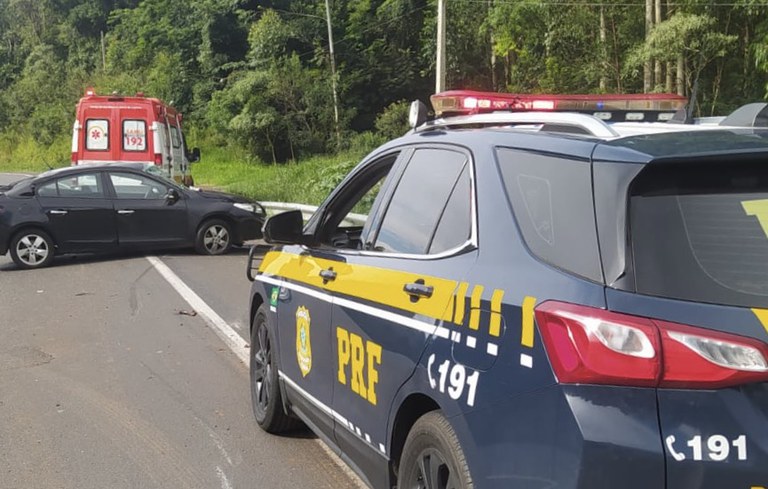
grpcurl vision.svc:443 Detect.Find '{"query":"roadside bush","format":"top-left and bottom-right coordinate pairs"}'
top-left (374, 100), bottom-right (410, 140)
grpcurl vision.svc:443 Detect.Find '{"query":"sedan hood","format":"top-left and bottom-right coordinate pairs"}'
top-left (193, 188), bottom-right (249, 203)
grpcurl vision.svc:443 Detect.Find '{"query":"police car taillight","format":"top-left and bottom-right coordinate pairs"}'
top-left (536, 301), bottom-right (768, 389)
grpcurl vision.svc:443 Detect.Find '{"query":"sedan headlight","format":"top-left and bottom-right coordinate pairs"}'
top-left (234, 202), bottom-right (266, 216)
top-left (234, 202), bottom-right (256, 213)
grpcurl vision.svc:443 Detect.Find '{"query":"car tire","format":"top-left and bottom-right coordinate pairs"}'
top-left (9, 229), bottom-right (55, 269)
top-left (195, 219), bottom-right (232, 255)
top-left (250, 305), bottom-right (301, 433)
top-left (397, 411), bottom-right (473, 489)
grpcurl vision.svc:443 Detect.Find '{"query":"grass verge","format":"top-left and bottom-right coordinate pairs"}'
top-left (0, 135), bottom-right (369, 205)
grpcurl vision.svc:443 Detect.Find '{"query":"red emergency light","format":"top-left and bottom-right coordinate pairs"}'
top-left (430, 90), bottom-right (687, 122)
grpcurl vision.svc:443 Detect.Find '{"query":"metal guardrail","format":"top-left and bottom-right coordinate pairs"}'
top-left (260, 201), bottom-right (320, 219)
top-left (260, 201), bottom-right (367, 226)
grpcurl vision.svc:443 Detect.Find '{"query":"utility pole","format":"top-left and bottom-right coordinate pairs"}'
top-left (100, 31), bottom-right (106, 71)
top-left (436, 0), bottom-right (446, 93)
top-left (324, 0), bottom-right (341, 148)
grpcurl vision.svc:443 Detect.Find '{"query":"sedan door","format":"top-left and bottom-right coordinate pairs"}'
top-left (35, 171), bottom-right (117, 252)
top-left (106, 171), bottom-right (188, 248)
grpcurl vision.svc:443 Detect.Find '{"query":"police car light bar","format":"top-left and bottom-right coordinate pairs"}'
top-left (431, 90), bottom-right (687, 123)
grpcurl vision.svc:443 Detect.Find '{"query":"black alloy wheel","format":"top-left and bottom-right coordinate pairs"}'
top-left (398, 412), bottom-right (473, 489)
top-left (250, 305), bottom-right (300, 433)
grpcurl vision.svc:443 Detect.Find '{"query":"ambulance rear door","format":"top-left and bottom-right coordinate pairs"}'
top-left (116, 104), bottom-right (152, 165)
top-left (80, 104), bottom-right (113, 164)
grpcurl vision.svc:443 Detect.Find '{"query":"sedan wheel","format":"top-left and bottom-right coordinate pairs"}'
top-left (195, 219), bottom-right (232, 255)
top-left (10, 230), bottom-right (55, 269)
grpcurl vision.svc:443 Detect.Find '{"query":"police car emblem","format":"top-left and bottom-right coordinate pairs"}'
top-left (296, 306), bottom-right (312, 376)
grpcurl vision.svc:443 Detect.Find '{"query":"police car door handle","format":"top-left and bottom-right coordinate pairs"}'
top-left (48, 210), bottom-right (68, 215)
top-left (319, 268), bottom-right (337, 283)
top-left (117, 209), bottom-right (135, 215)
top-left (404, 281), bottom-right (434, 300)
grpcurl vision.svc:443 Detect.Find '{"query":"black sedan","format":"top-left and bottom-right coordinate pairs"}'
top-left (0, 163), bottom-right (265, 269)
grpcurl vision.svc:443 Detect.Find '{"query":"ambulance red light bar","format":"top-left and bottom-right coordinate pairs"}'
top-left (430, 90), bottom-right (687, 122)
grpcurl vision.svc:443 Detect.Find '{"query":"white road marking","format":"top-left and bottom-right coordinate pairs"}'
top-left (216, 466), bottom-right (234, 489)
top-left (146, 256), bottom-right (249, 364)
top-left (147, 256), bottom-right (368, 489)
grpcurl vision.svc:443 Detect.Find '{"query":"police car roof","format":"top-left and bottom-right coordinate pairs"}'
top-left (400, 112), bottom-right (768, 165)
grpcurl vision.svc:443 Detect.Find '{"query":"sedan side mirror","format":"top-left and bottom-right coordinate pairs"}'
top-left (188, 147), bottom-right (201, 163)
top-left (264, 210), bottom-right (306, 244)
top-left (165, 188), bottom-right (180, 204)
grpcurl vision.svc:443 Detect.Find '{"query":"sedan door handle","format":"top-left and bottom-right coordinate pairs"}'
top-left (319, 268), bottom-right (337, 283)
top-left (403, 280), bottom-right (434, 301)
top-left (48, 210), bottom-right (68, 215)
top-left (117, 210), bottom-right (135, 215)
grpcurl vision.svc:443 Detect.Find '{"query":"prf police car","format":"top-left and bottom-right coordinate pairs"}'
top-left (246, 90), bottom-right (768, 489)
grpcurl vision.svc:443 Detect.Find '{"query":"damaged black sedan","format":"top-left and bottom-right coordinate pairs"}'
top-left (0, 163), bottom-right (265, 269)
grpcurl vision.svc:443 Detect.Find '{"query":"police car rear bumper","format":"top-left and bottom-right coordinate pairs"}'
top-left (451, 383), bottom-right (768, 488)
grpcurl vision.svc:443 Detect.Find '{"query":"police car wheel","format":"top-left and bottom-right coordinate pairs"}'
top-left (10, 229), bottom-right (55, 269)
top-left (398, 411), bottom-right (473, 489)
top-left (195, 219), bottom-right (232, 255)
top-left (250, 305), bottom-right (300, 433)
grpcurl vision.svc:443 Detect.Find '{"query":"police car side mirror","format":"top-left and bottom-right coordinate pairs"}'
top-left (409, 100), bottom-right (428, 129)
top-left (264, 210), bottom-right (306, 245)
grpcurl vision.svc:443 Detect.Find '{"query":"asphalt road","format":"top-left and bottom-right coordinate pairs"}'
top-left (0, 173), bottom-right (361, 489)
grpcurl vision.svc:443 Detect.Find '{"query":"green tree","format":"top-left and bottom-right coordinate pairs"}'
top-left (627, 13), bottom-right (737, 111)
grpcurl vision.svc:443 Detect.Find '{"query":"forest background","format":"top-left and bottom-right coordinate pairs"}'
top-left (1, 0), bottom-right (767, 202)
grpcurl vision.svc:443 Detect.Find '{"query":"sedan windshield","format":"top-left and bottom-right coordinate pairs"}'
top-left (141, 164), bottom-right (184, 188)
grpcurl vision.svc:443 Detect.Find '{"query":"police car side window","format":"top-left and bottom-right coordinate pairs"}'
top-left (429, 163), bottom-right (471, 254)
top-left (497, 148), bottom-right (602, 282)
top-left (373, 148), bottom-right (468, 254)
top-left (317, 154), bottom-right (398, 249)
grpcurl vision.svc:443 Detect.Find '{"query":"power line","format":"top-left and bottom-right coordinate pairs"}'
top-left (456, 0), bottom-right (768, 5)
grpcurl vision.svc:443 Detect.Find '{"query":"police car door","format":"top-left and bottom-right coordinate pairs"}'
top-left (324, 146), bottom-right (477, 484)
top-left (267, 152), bottom-right (404, 446)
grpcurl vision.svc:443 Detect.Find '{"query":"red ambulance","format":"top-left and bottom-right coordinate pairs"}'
top-left (71, 88), bottom-right (200, 185)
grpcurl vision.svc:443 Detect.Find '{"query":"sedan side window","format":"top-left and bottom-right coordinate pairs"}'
top-left (109, 173), bottom-right (168, 200)
top-left (373, 148), bottom-right (470, 255)
top-left (37, 173), bottom-right (105, 198)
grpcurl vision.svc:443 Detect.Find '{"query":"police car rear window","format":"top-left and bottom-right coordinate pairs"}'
top-left (630, 161), bottom-right (768, 308)
top-left (497, 148), bottom-right (602, 283)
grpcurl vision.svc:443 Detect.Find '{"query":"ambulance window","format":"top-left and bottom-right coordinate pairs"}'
top-left (86, 119), bottom-right (109, 151)
top-left (123, 120), bottom-right (147, 151)
top-left (170, 126), bottom-right (181, 148)
top-left (373, 148), bottom-right (468, 255)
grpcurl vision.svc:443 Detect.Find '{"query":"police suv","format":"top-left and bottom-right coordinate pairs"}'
top-left (246, 90), bottom-right (768, 489)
